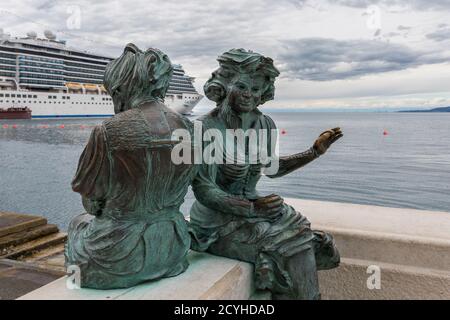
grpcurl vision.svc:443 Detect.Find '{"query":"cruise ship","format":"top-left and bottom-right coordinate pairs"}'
top-left (0, 31), bottom-right (202, 118)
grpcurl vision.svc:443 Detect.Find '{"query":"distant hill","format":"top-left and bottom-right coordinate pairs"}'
top-left (400, 106), bottom-right (450, 113)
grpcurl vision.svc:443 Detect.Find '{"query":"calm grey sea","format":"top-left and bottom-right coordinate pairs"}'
top-left (1, 112), bottom-right (449, 230)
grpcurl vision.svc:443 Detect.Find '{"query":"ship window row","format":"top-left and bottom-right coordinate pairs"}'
top-left (19, 79), bottom-right (65, 86)
top-left (169, 81), bottom-right (195, 86)
top-left (167, 89), bottom-right (197, 94)
top-left (0, 46), bottom-right (110, 67)
top-left (63, 72), bottom-right (103, 80)
top-left (65, 67), bottom-right (104, 75)
top-left (0, 65), bottom-right (16, 71)
top-left (170, 80), bottom-right (195, 86)
top-left (20, 61), bottom-right (65, 69)
top-left (0, 52), bottom-right (16, 60)
top-left (169, 84), bottom-right (196, 90)
top-left (19, 67), bottom-right (64, 75)
top-left (170, 77), bottom-right (192, 82)
top-left (0, 58), bottom-right (16, 65)
top-left (0, 71), bottom-right (15, 77)
top-left (0, 93), bottom-right (37, 98)
top-left (171, 75), bottom-right (189, 80)
top-left (65, 78), bottom-right (103, 84)
top-left (65, 61), bottom-right (105, 71)
top-left (0, 100), bottom-right (112, 105)
top-left (21, 44), bottom-right (61, 54)
top-left (19, 73), bottom-right (64, 80)
top-left (19, 55), bottom-right (64, 64)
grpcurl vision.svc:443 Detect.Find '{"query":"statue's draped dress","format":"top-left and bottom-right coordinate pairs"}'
top-left (65, 105), bottom-right (196, 289)
top-left (189, 109), bottom-right (340, 296)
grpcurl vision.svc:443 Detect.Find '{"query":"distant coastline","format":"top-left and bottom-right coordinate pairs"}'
top-left (399, 106), bottom-right (450, 113)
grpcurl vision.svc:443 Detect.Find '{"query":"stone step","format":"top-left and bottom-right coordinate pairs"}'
top-left (0, 224), bottom-right (59, 251)
top-left (22, 244), bottom-right (66, 273)
top-left (0, 212), bottom-right (47, 238)
top-left (22, 243), bottom-right (65, 263)
top-left (0, 233), bottom-right (67, 260)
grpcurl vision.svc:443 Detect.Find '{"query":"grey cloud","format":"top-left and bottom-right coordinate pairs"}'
top-left (278, 38), bottom-right (449, 81)
top-left (328, 0), bottom-right (450, 10)
top-left (397, 25), bottom-right (412, 31)
top-left (426, 28), bottom-right (450, 42)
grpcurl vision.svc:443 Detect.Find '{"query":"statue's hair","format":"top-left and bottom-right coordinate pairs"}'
top-left (204, 48), bottom-right (280, 108)
top-left (104, 43), bottom-right (173, 114)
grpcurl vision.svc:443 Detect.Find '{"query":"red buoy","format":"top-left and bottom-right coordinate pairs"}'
top-left (383, 130), bottom-right (388, 136)
top-left (59, 124), bottom-right (65, 129)
top-left (281, 129), bottom-right (287, 135)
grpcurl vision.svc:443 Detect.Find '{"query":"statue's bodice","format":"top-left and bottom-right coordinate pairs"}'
top-left (216, 162), bottom-right (263, 200)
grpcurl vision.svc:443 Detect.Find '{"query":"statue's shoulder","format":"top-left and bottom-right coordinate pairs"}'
top-left (195, 108), bottom-right (223, 130)
top-left (261, 113), bottom-right (277, 130)
top-left (102, 108), bottom-right (154, 151)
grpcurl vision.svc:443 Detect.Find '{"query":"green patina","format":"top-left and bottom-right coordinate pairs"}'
top-left (188, 48), bottom-right (342, 300)
top-left (65, 44), bottom-right (196, 289)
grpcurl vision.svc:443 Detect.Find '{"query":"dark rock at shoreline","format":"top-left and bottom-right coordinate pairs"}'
top-left (400, 106), bottom-right (450, 113)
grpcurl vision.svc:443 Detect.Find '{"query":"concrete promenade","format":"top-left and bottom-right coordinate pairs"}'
top-left (15, 199), bottom-right (450, 300)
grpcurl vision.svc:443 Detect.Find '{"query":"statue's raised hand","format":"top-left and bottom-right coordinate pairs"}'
top-left (252, 194), bottom-right (284, 220)
top-left (313, 127), bottom-right (343, 155)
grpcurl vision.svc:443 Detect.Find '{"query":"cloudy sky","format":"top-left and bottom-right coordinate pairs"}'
top-left (1, 0), bottom-right (450, 111)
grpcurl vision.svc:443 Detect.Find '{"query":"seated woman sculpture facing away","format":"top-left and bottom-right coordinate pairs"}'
top-left (188, 49), bottom-right (343, 300)
top-left (65, 44), bottom-right (196, 289)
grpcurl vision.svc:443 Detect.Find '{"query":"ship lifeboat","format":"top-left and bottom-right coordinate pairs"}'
top-left (83, 83), bottom-right (99, 92)
top-left (66, 82), bottom-right (83, 91)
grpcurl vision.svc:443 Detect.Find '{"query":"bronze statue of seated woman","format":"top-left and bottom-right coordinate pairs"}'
top-left (189, 49), bottom-right (343, 300)
top-left (65, 44), bottom-right (196, 289)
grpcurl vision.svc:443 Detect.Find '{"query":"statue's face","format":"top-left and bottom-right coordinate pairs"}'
top-left (228, 73), bottom-right (265, 113)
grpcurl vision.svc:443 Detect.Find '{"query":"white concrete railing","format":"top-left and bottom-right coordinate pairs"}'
top-left (19, 199), bottom-right (450, 300)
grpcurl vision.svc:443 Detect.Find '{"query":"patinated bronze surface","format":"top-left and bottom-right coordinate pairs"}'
top-left (65, 44), bottom-right (196, 289)
top-left (189, 49), bottom-right (343, 299)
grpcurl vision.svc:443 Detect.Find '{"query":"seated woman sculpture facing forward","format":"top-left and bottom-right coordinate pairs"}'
top-left (65, 44), bottom-right (196, 289)
top-left (189, 49), bottom-right (343, 300)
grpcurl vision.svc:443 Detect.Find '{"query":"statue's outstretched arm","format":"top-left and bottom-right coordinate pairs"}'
top-left (265, 127), bottom-right (343, 179)
top-left (266, 147), bottom-right (320, 178)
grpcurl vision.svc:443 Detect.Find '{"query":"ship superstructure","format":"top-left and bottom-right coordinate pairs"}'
top-left (0, 31), bottom-right (202, 117)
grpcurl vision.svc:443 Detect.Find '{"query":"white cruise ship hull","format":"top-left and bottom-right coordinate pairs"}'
top-left (0, 90), bottom-right (201, 117)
